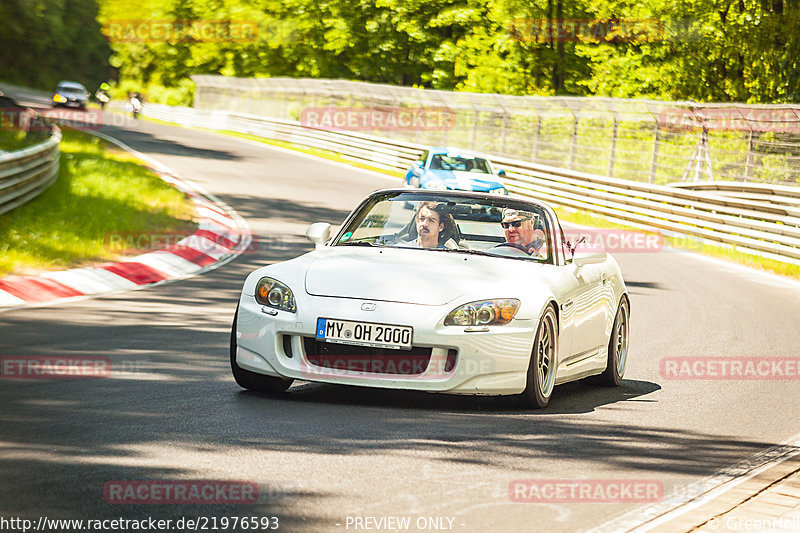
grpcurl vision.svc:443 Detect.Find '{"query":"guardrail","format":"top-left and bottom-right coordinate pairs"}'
top-left (0, 126), bottom-right (61, 216)
top-left (671, 181), bottom-right (800, 207)
top-left (139, 103), bottom-right (800, 265)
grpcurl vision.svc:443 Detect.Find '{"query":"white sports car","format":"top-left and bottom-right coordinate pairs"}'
top-left (231, 189), bottom-right (629, 408)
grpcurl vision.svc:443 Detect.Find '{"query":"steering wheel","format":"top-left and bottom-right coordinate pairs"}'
top-left (491, 242), bottom-right (531, 254)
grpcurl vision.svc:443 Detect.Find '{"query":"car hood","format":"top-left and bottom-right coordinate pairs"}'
top-left (426, 169), bottom-right (504, 191)
top-left (304, 246), bottom-right (540, 306)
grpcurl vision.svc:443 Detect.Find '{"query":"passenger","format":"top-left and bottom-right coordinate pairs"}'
top-left (403, 202), bottom-right (457, 248)
top-left (500, 208), bottom-right (547, 257)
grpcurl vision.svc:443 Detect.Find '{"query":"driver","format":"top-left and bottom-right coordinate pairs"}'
top-left (501, 208), bottom-right (547, 257)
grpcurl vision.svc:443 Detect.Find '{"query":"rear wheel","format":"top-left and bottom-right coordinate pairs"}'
top-left (519, 305), bottom-right (558, 408)
top-left (600, 298), bottom-right (629, 386)
top-left (230, 305), bottom-right (293, 393)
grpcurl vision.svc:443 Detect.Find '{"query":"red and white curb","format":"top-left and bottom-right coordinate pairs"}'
top-left (0, 131), bottom-right (252, 310)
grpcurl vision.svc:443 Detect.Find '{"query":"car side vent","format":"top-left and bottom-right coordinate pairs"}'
top-left (282, 335), bottom-right (294, 358)
top-left (444, 349), bottom-right (458, 373)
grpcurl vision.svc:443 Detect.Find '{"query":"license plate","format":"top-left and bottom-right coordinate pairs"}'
top-left (316, 318), bottom-right (413, 350)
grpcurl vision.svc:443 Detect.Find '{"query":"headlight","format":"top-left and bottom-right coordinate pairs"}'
top-left (254, 277), bottom-right (296, 313)
top-left (444, 299), bottom-right (520, 326)
top-left (53, 94), bottom-right (67, 103)
top-left (488, 188), bottom-right (508, 195)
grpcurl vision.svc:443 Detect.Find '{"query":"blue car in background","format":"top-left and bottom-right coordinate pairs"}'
top-left (404, 147), bottom-right (508, 195)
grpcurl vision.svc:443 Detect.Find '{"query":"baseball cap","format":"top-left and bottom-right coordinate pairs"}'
top-left (501, 208), bottom-right (534, 222)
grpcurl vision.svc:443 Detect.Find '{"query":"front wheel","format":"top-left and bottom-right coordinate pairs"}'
top-left (230, 305), bottom-right (293, 393)
top-left (600, 298), bottom-right (629, 386)
top-left (519, 305), bottom-right (558, 408)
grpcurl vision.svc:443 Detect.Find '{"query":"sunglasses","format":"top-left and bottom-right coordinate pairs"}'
top-left (501, 220), bottom-right (525, 229)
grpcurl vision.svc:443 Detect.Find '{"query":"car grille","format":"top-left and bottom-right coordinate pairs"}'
top-left (302, 337), bottom-right (432, 375)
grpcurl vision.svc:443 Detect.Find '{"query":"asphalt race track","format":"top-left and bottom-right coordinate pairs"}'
top-left (1, 107), bottom-right (799, 532)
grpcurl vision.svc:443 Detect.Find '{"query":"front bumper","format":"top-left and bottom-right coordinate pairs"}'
top-left (235, 294), bottom-right (537, 395)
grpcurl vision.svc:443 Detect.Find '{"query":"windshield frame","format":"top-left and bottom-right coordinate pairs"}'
top-left (331, 189), bottom-right (563, 265)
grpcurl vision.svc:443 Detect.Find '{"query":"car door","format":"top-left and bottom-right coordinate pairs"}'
top-left (557, 232), bottom-right (610, 364)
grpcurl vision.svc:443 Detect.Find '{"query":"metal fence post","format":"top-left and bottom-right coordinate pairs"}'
top-left (649, 122), bottom-right (660, 184)
top-left (608, 112), bottom-right (618, 177)
top-left (500, 112), bottom-right (508, 154)
top-left (470, 110), bottom-right (479, 150)
top-left (569, 112), bottom-right (578, 170)
top-left (745, 130), bottom-right (755, 182)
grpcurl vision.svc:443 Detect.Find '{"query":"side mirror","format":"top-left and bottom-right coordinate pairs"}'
top-left (497, 169), bottom-right (506, 177)
top-left (306, 222), bottom-right (331, 249)
top-left (573, 244), bottom-right (607, 267)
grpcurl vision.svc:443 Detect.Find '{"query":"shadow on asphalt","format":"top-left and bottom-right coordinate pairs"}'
top-left (100, 123), bottom-right (241, 161)
top-left (271, 377), bottom-right (661, 416)
top-left (221, 192), bottom-right (351, 229)
top-left (624, 280), bottom-right (667, 291)
top-left (22, 107), bottom-right (242, 163)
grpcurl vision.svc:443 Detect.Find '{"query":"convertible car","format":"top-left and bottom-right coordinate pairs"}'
top-left (404, 147), bottom-right (509, 195)
top-left (231, 189), bottom-right (629, 408)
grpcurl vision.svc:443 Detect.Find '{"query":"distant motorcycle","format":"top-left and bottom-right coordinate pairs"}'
top-left (95, 90), bottom-right (109, 110)
top-left (130, 94), bottom-right (142, 119)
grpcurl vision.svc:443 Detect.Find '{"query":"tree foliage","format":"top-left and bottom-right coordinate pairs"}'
top-left (3, 0), bottom-right (799, 104)
top-left (0, 0), bottom-right (112, 91)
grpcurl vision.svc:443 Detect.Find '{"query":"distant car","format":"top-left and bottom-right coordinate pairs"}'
top-left (230, 189), bottom-right (630, 408)
top-left (404, 147), bottom-right (508, 195)
top-left (52, 81), bottom-right (89, 109)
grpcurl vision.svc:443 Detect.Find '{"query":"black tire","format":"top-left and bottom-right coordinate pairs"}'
top-left (600, 297), bottom-right (629, 387)
top-left (519, 304), bottom-right (559, 408)
top-left (230, 305), bottom-right (293, 393)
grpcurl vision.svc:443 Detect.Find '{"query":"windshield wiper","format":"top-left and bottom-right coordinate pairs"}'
top-left (337, 241), bottom-right (382, 247)
top-left (438, 247), bottom-right (495, 257)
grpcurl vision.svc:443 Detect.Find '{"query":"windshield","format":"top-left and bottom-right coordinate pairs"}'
top-left (335, 192), bottom-right (551, 262)
top-left (429, 153), bottom-right (492, 174)
top-left (56, 85), bottom-right (86, 94)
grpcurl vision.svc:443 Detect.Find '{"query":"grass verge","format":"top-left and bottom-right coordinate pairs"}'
top-left (131, 110), bottom-right (800, 281)
top-left (0, 128), bottom-right (196, 276)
